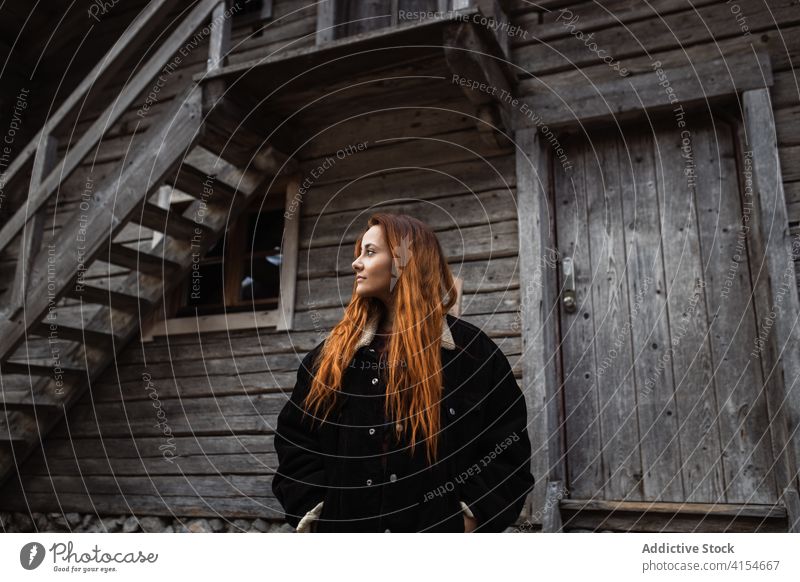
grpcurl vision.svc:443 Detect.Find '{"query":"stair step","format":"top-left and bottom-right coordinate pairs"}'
top-left (171, 164), bottom-right (239, 204)
top-left (107, 243), bottom-right (180, 277)
top-left (64, 284), bottom-right (152, 312)
top-left (30, 322), bottom-right (115, 347)
top-left (2, 361), bottom-right (83, 380)
top-left (138, 202), bottom-right (213, 241)
top-left (1, 394), bottom-right (61, 412)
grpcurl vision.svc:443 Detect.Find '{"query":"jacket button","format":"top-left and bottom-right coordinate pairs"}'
top-left (384, 528), bottom-right (391, 533)
top-left (372, 377), bottom-right (379, 385)
top-left (366, 478), bottom-right (373, 486)
top-left (368, 428), bottom-right (376, 435)
top-left (389, 473), bottom-right (397, 482)
top-left (449, 407), bottom-right (456, 416)
top-left (369, 348), bottom-right (375, 353)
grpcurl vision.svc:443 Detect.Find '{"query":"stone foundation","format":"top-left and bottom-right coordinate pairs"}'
top-left (0, 511), bottom-right (294, 533)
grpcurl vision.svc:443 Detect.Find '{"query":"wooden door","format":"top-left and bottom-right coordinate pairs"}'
top-left (553, 113), bottom-right (782, 505)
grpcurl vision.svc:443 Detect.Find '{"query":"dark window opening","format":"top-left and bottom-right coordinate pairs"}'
top-left (176, 199), bottom-right (284, 317)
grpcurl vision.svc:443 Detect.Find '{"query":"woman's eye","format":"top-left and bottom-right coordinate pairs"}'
top-left (366, 250), bottom-right (374, 256)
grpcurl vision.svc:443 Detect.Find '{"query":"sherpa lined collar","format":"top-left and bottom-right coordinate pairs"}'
top-left (354, 312), bottom-right (456, 350)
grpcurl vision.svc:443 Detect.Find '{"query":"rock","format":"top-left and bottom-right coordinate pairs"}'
top-left (229, 519), bottom-right (250, 533)
top-left (270, 522), bottom-right (294, 533)
top-left (66, 513), bottom-right (82, 528)
top-left (251, 518), bottom-right (270, 532)
top-left (122, 516), bottom-right (140, 533)
top-left (139, 516), bottom-right (167, 533)
top-left (186, 519), bottom-right (212, 533)
top-left (208, 518), bottom-right (225, 532)
top-left (163, 525), bottom-right (174, 533)
top-left (34, 514), bottom-right (50, 531)
top-left (14, 512), bottom-right (34, 532)
top-left (49, 514), bottom-right (71, 530)
top-left (100, 516), bottom-right (121, 532)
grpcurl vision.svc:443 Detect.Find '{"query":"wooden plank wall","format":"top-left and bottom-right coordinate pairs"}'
top-left (0, 2), bottom-right (524, 519)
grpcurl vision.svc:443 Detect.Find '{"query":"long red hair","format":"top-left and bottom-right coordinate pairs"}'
top-left (303, 213), bottom-right (458, 465)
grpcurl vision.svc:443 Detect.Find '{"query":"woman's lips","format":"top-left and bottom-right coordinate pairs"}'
top-left (356, 276), bottom-right (366, 282)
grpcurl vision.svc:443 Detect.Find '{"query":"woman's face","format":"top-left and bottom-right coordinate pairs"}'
top-left (352, 225), bottom-right (393, 303)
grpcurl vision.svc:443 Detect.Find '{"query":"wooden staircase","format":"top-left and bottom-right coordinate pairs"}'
top-left (0, 0), bottom-right (287, 488)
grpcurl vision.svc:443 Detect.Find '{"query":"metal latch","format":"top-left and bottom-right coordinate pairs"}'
top-left (562, 256), bottom-right (577, 313)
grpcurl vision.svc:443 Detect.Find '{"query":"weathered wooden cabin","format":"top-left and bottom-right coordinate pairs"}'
top-left (0, 0), bottom-right (799, 533)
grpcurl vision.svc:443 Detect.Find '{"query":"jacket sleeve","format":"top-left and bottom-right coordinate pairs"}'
top-left (458, 343), bottom-right (535, 532)
top-left (271, 348), bottom-right (328, 530)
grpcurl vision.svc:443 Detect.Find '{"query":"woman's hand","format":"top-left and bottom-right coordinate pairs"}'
top-left (463, 513), bottom-right (478, 533)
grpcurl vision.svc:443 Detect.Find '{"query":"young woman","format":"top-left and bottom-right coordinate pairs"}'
top-left (272, 213), bottom-right (535, 532)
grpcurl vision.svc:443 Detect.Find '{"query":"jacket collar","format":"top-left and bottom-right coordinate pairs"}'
top-left (355, 312), bottom-right (455, 350)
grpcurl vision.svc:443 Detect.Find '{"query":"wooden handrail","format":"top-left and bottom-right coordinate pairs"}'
top-left (0, 0), bottom-right (219, 255)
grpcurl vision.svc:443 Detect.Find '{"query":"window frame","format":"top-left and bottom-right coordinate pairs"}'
top-left (176, 199), bottom-right (284, 316)
top-left (141, 174), bottom-right (301, 341)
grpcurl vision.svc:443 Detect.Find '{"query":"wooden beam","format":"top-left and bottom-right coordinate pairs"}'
top-left (782, 486), bottom-right (800, 533)
top-left (1, 397), bottom-right (61, 412)
top-left (260, 0), bottom-right (274, 20)
top-left (0, 434), bottom-right (29, 447)
top-left (315, 0), bottom-right (339, 45)
top-left (202, 1), bottom-right (232, 114)
top-left (142, 310), bottom-right (279, 341)
top-left (473, 0), bottom-right (511, 57)
top-left (743, 88), bottom-right (800, 498)
top-left (63, 284), bottom-right (152, 313)
top-left (171, 164), bottom-right (239, 203)
top-left (2, 362), bottom-right (82, 380)
top-left (207, 1), bottom-right (231, 73)
top-left (541, 480), bottom-right (564, 532)
top-left (560, 498), bottom-right (788, 519)
top-left (30, 322), bottom-right (115, 348)
top-left (0, 0), bottom-right (219, 256)
top-left (515, 126), bottom-right (560, 525)
top-left (444, 20), bottom-right (515, 146)
top-left (137, 202), bottom-right (212, 241)
top-left (275, 175), bottom-right (300, 332)
top-left (515, 49), bottom-right (773, 128)
top-left (107, 242), bottom-right (180, 277)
